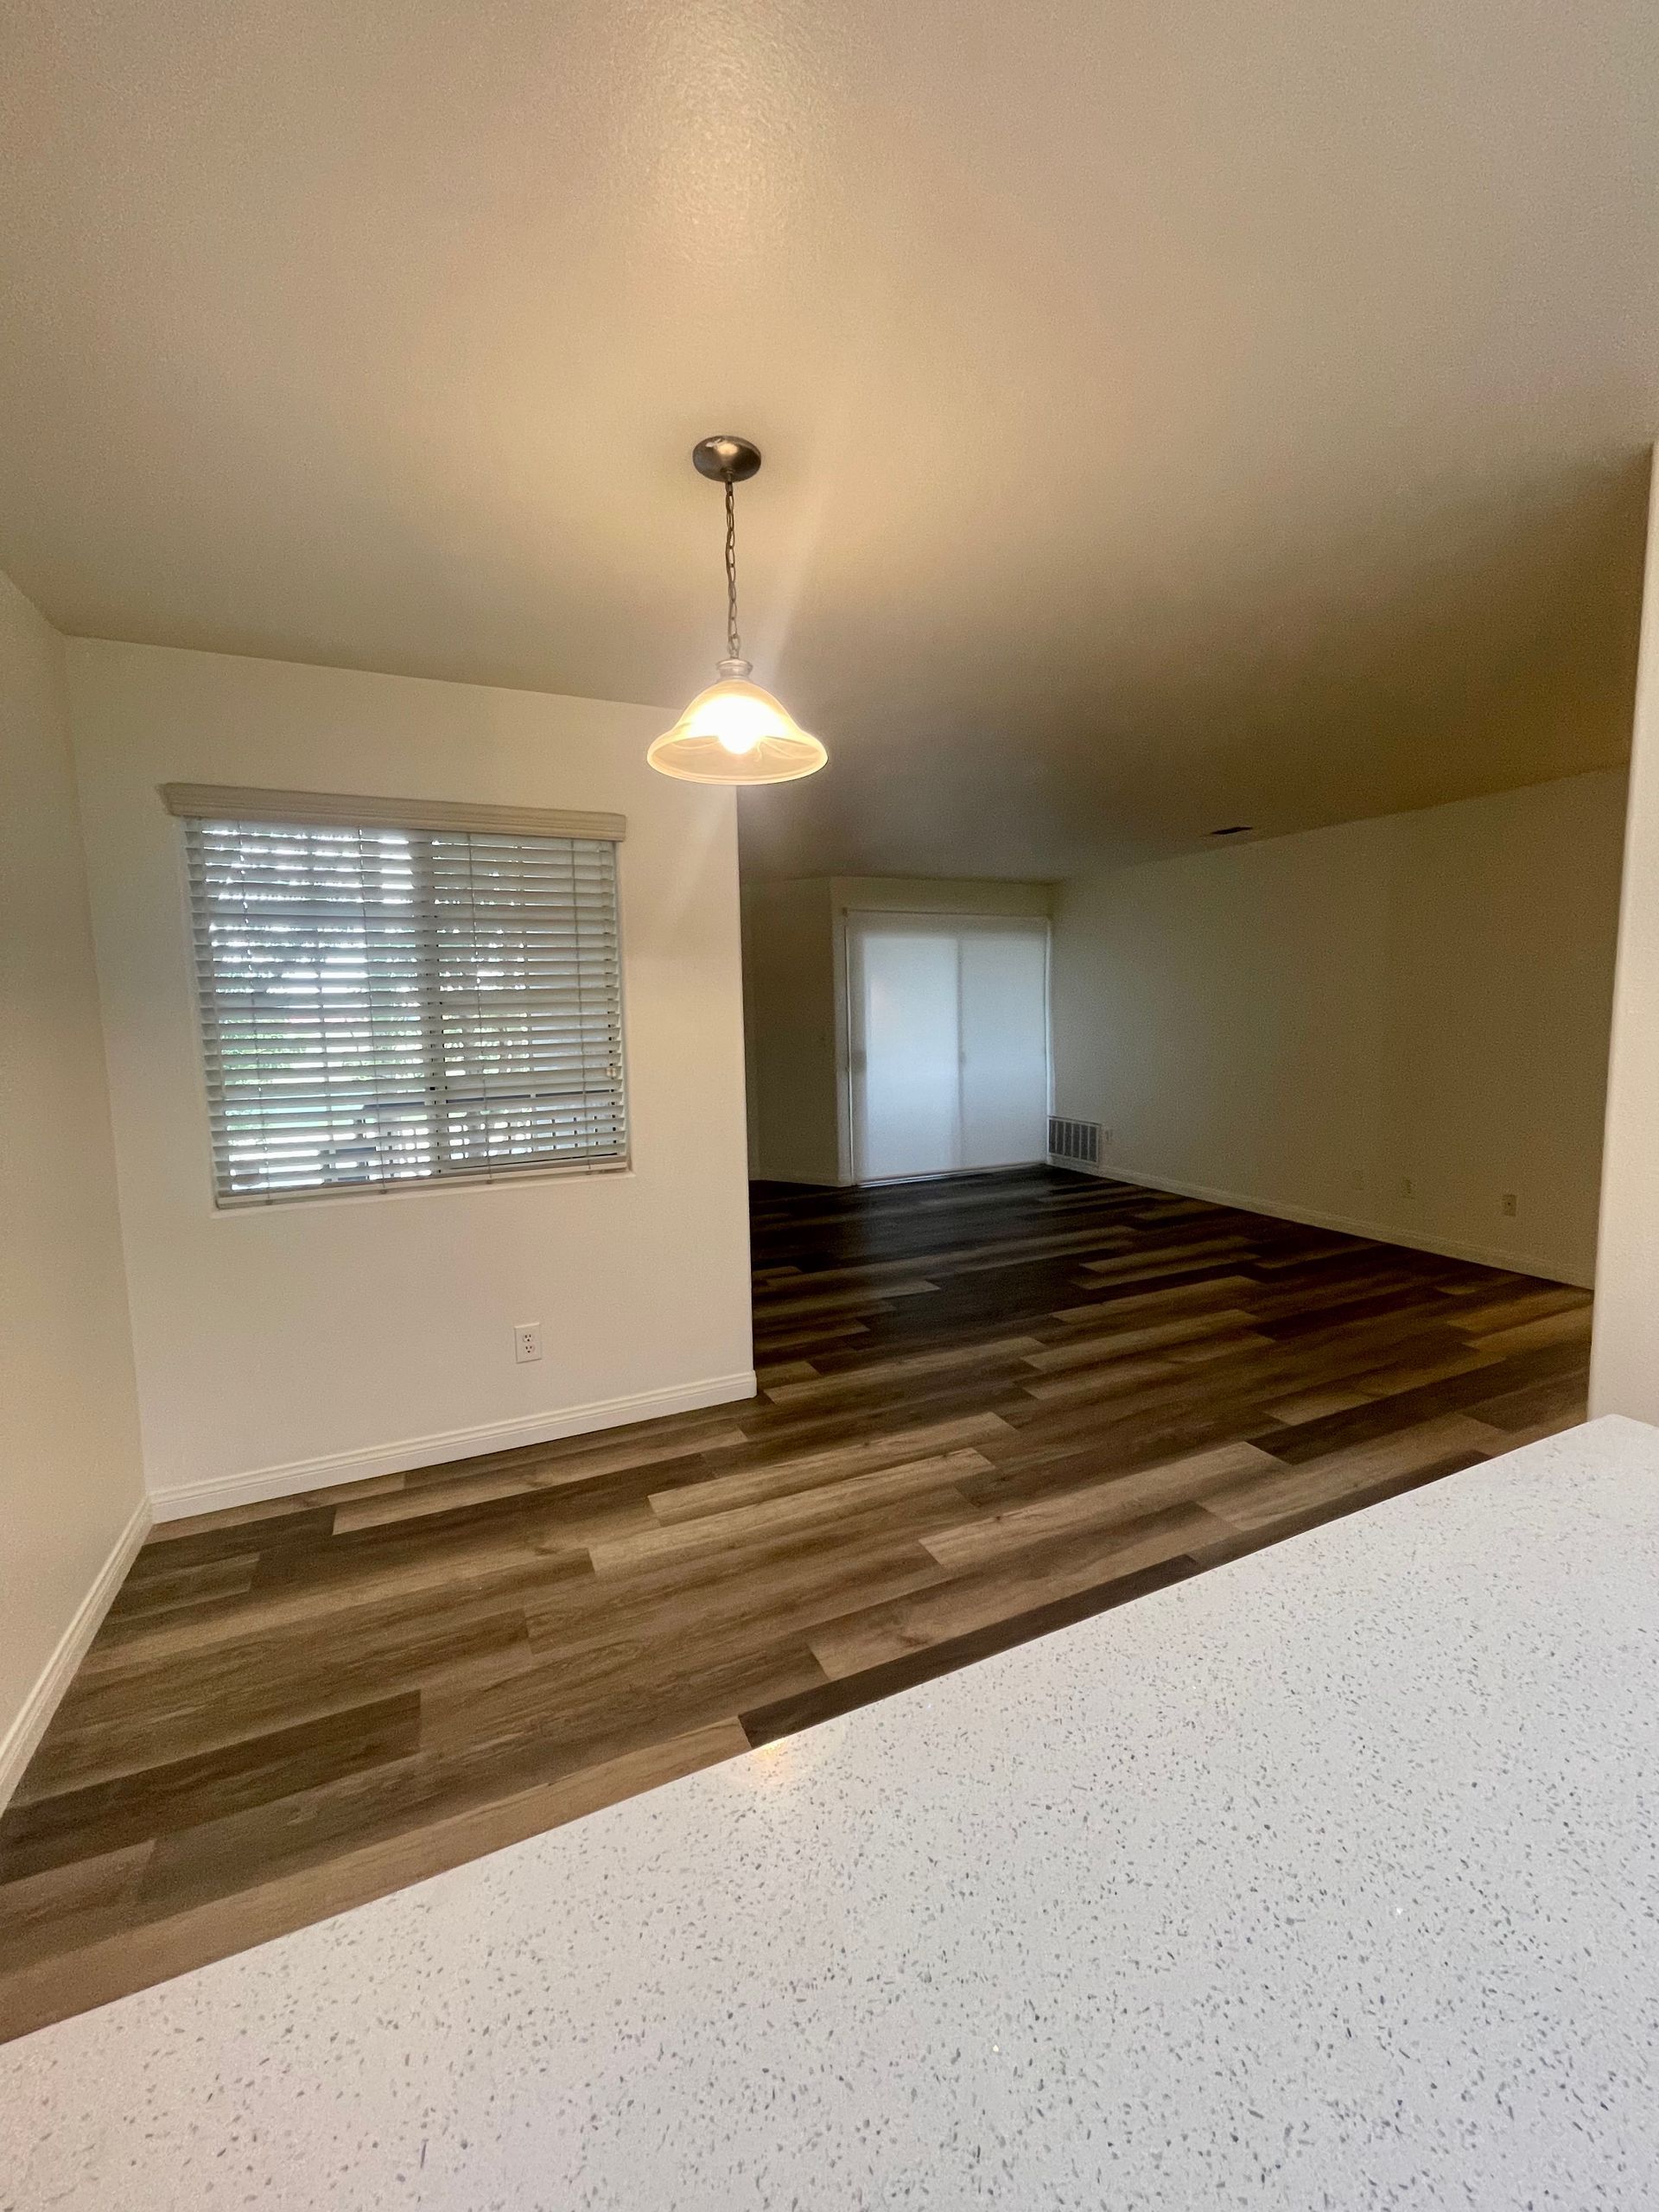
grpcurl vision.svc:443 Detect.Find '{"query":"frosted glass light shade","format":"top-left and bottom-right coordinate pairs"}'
top-left (647, 659), bottom-right (827, 785)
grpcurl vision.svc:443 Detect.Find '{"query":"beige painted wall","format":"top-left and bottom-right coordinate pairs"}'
top-left (743, 875), bottom-right (1055, 1183)
top-left (830, 878), bottom-right (1052, 921)
top-left (742, 879), bottom-right (840, 1184)
top-left (69, 639), bottom-right (754, 1512)
top-left (0, 576), bottom-right (146, 1795)
top-left (1051, 772), bottom-right (1626, 1287)
top-left (1591, 462), bottom-right (1659, 1418)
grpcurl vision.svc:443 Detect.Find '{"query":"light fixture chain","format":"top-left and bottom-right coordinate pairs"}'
top-left (725, 476), bottom-right (741, 660)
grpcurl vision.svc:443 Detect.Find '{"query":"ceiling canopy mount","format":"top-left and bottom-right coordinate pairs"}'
top-left (690, 434), bottom-right (762, 485)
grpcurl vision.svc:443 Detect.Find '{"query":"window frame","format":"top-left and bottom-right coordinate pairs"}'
top-left (165, 785), bottom-right (632, 1209)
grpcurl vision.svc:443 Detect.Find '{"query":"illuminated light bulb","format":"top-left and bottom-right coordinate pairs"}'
top-left (650, 659), bottom-right (825, 783)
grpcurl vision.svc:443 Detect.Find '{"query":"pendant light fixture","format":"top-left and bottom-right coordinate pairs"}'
top-left (647, 435), bottom-right (828, 785)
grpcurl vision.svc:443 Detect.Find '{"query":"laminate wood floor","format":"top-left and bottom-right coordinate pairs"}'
top-left (0, 1168), bottom-right (1590, 2041)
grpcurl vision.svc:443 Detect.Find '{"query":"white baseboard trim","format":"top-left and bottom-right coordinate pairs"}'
top-left (1047, 1156), bottom-right (1590, 1288)
top-left (148, 1370), bottom-right (760, 1522)
top-left (0, 1495), bottom-right (152, 1815)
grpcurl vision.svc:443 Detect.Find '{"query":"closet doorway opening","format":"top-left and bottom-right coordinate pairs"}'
top-left (846, 912), bottom-right (1050, 1183)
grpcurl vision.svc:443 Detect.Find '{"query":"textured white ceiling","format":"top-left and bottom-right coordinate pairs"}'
top-left (2, 0), bottom-right (1655, 877)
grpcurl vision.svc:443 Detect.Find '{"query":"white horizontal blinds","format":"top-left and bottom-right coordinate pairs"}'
top-left (426, 831), bottom-right (626, 1172)
top-left (186, 816), bottom-right (626, 1203)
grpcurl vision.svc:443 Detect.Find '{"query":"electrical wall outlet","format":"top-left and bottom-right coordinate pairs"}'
top-left (1349, 1169), bottom-right (1365, 1192)
top-left (1400, 1176), bottom-right (1414, 1199)
top-left (514, 1323), bottom-right (543, 1364)
top-left (1501, 1192), bottom-right (1518, 1218)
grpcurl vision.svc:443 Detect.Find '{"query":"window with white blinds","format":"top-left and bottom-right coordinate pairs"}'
top-left (180, 811), bottom-right (627, 1203)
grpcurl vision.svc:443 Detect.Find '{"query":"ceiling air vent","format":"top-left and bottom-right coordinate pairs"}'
top-left (1047, 1116), bottom-right (1101, 1168)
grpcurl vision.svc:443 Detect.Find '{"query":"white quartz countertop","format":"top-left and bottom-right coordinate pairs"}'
top-left (5, 1414), bottom-right (1659, 2210)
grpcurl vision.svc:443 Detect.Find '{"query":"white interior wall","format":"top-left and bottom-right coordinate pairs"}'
top-left (68, 639), bottom-right (755, 1514)
top-left (1591, 459), bottom-right (1659, 1418)
top-left (1050, 772), bottom-right (1626, 1287)
top-left (0, 576), bottom-right (147, 1803)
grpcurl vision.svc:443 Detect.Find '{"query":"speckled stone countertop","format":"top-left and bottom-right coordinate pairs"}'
top-left (5, 1414), bottom-right (1659, 2209)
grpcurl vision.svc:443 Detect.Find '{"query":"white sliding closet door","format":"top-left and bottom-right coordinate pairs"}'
top-left (958, 925), bottom-right (1051, 1168)
top-left (849, 923), bottom-right (963, 1180)
top-left (849, 914), bottom-right (1049, 1183)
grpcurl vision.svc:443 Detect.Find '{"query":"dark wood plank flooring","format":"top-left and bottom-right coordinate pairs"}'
top-left (0, 1167), bottom-right (1590, 2041)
